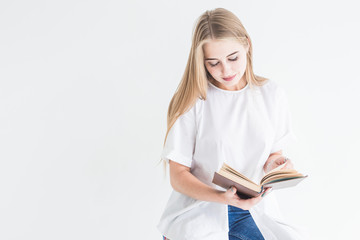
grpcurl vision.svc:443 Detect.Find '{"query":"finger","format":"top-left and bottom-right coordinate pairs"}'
top-left (283, 160), bottom-right (294, 169)
top-left (236, 192), bottom-right (264, 210)
top-left (247, 194), bottom-right (263, 207)
top-left (261, 187), bottom-right (273, 197)
top-left (279, 158), bottom-right (290, 168)
top-left (251, 192), bottom-right (264, 201)
top-left (227, 186), bottom-right (237, 194)
top-left (281, 161), bottom-right (289, 169)
top-left (279, 156), bottom-right (288, 166)
top-left (274, 156), bottom-right (285, 165)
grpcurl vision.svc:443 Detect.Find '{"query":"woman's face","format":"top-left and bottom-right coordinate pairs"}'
top-left (203, 38), bottom-right (249, 91)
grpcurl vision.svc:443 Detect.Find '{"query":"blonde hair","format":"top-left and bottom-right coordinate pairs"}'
top-left (161, 8), bottom-right (268, 169)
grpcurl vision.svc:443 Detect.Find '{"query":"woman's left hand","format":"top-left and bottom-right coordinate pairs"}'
top-left (263, 155), bottom-right (294, 174)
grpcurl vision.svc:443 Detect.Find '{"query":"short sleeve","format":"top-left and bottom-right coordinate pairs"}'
top-left (270, 86), bottom-right (298, 153)
top-left (161, 105), bottom-right (197, 168)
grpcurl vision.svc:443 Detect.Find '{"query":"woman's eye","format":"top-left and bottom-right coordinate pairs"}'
top-left (208, 56), bottom-right (237, 67)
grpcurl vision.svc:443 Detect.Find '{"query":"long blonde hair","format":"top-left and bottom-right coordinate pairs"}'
top-left (162, 8), bottom-right (268, 168)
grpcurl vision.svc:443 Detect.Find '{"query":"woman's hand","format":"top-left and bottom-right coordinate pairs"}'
top-left (263, 154), bottom-right (294, 174)
top-left (222, 186), bottom-right (272, 210)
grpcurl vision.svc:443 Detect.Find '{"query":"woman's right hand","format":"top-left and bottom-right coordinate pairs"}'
top-left (222, 186), bottom-right (272, 210)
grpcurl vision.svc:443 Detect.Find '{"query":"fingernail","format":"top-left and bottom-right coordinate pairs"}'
top-left (261, 189), bottom-right (272, 197)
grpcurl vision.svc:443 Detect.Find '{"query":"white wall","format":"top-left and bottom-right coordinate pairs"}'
top-left (0, 0), bottom-right (359, 239)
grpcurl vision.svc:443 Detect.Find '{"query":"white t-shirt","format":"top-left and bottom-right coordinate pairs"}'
top-left (158, 79), bottom-right (303, 240)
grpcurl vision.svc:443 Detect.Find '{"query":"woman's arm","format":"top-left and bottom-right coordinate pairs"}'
top-left (263, 150), bottom-right (294, 174)
top-left (169, 160), bottom-right (268, 210)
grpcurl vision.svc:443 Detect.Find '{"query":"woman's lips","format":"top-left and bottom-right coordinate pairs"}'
top-left (223, 74), bottom-right (236, 81)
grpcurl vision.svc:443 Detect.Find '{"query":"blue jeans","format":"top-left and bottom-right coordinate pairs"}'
top-left (162, 205), bottom-right (264, 240)
top-left (228, 205), bottom-right (264, 240)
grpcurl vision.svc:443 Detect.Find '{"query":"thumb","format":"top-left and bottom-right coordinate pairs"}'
top-left (227, 186), bottom-right (237, 195)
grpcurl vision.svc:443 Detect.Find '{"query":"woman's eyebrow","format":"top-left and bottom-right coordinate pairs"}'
top-left (204, 51), bottom-right (239, 61)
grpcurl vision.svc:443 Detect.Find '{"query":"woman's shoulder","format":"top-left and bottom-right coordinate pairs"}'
top-left (258, 78), bottom-right (280, 90)
top-left (179, 97), bottom-right (204, 120)
top-left (256, 79), bottom-right (286, 98)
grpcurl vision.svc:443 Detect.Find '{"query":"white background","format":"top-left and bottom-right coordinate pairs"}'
top-left (1, 0), bottom-right (359, 239)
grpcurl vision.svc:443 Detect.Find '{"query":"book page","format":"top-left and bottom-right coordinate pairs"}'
top-left (261, 173), bottom-right (304, 185)
top-left (217, 170), bottom-right (262, 193)
top-left (267, 162), bottom-right (287, 174)
top-left (222, 163), bottom-right (257, 185)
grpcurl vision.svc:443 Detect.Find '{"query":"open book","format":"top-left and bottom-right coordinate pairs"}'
top-left (212, 162), bottom-right (308, 198)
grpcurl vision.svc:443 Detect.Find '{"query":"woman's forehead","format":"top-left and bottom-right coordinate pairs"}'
top-left (203, 39), bottom-right (245, 59)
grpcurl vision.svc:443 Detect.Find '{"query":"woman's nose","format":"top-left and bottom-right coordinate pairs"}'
top-left (222, 63), bottom-right (231, 75)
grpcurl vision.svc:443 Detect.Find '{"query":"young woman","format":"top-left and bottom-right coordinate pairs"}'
top-left (158, 8), bottom-right (302, 240)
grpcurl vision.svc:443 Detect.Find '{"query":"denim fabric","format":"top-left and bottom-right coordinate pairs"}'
top-left (228, 205), bottom-right (264, 240)
top-left (162, 205), bottom-right (264, 240)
